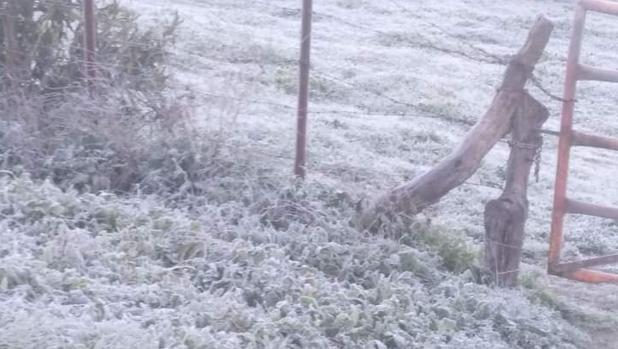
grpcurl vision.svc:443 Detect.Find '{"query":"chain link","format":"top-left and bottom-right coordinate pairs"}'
top-left (507, 136), bottom-right (544, 183)
top-left (534, 136), bottom-right (543, 183)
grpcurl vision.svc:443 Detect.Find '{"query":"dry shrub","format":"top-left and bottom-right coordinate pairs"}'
top-left (0, 85), bottom-right (204, 193)
top-left (0, 0), bottom-right (179, 93)
top-left (0, 1), bottom-right (219, 196)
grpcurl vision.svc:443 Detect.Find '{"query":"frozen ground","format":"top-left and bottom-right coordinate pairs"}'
top-left (2, 0), bottom-right (618, 348)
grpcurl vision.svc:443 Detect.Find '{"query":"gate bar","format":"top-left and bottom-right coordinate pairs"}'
top-left (553, 254), bottom-right (618, 273)
top-left (565, 199), bottom-right (618, 220)
top-left (572, 130), bottom-right (618, 150)
top-left (580, 0), bottom-right (618, 15)
top-left (578, 64), bottom-right (618, 82)
top-left (548, 1), bottom-right (618, 283)
top-left (561, 268), bottom-right (618, 283)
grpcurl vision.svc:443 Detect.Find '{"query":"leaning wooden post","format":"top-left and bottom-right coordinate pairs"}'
top-left (294, 0), bottom-right (313, 179)
top-left (484, 93), bottom-right (548, 287)
top-left (83, 0), bottom-right (97, 90)
top-left (359, 15), bottom-right (554, 231)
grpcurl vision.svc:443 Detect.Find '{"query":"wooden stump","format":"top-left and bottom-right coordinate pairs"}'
top-left (484, 93), bottom-right (549, 287)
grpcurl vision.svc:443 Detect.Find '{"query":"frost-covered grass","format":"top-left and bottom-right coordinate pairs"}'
top-left (0, 175), bottom-right (588, 348)
top-left (2, 0), bottom-right (618, 347)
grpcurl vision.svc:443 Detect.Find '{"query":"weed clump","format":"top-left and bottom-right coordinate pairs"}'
top-left (0, 1), bottom-right (217, 196)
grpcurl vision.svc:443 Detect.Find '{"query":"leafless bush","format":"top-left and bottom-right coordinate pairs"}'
top-left (0, 1), bottom-right (225, 196)
top-left (1, 84), bottom-right (204, 193)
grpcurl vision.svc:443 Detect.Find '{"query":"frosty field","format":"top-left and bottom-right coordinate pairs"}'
top-left (1, 0), bottom-right (618, 348)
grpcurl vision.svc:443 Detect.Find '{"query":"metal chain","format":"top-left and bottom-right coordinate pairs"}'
top-left (507, 140), bottom-right (538, 150)
top-left (534, 136), bottom-right (544, 183)
top-left (507, 136), bottom-right (544, 183)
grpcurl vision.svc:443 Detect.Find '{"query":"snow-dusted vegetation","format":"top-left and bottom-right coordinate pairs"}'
top-left (1, 0), bottom-right (618, 348)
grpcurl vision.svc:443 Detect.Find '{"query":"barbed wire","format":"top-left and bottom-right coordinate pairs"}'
top-left (385, 0), bottom-right (509, 65)
top-left (0, 45), bottom-right (560, 134)
top-left (261, 0), bottom-right (565, 105)
top-left (1, 36), bottom-right (479, 127)
top-left (529, 75), bottom-right (571, 103)
top-left (383, 0), bottom-right (571, 104)
top-left (202, 131), bottom-right (504, 192)
top-left (1, 42), bottom-right (544, 157)
top-left (1, 0), bottom-right (567, 187)
top-left (5, 0), bottom-right (568, 104)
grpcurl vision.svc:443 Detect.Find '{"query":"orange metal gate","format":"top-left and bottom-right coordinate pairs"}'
top-left (548, 0), bottom-right (618, 283)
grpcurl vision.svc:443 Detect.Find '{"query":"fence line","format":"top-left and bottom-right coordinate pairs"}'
top-left (385, 0), bottom-right (508, 64)
top-left (1, 2), bottom-right (562, 106)
top-left (1, 1), bottom-right (562, 184)
top-left (0, 38), bottom-right (546, 131)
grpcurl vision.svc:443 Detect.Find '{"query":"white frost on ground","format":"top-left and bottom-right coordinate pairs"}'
top-left (2, 0), bottom-right (618, 348)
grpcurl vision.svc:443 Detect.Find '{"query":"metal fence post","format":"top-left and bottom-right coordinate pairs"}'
top-left (83, 0), bottom-right (97, 89)
top-left (2, 0), bottom-right (17, 87)
top-left (294, 0), bottom-right (313, 179)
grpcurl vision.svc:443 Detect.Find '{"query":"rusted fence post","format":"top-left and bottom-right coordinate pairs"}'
top-left (294, 0), bottom-right (313, 179)
top-left (1, 0), bottom-right (17, 87)
top-left (484, 93), bottom-right (548, 287)
top-left (83, 0), bottom-right (97, 89)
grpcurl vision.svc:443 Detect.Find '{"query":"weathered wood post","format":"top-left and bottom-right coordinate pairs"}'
top-left (484, 93), bottom-right (549, 287)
